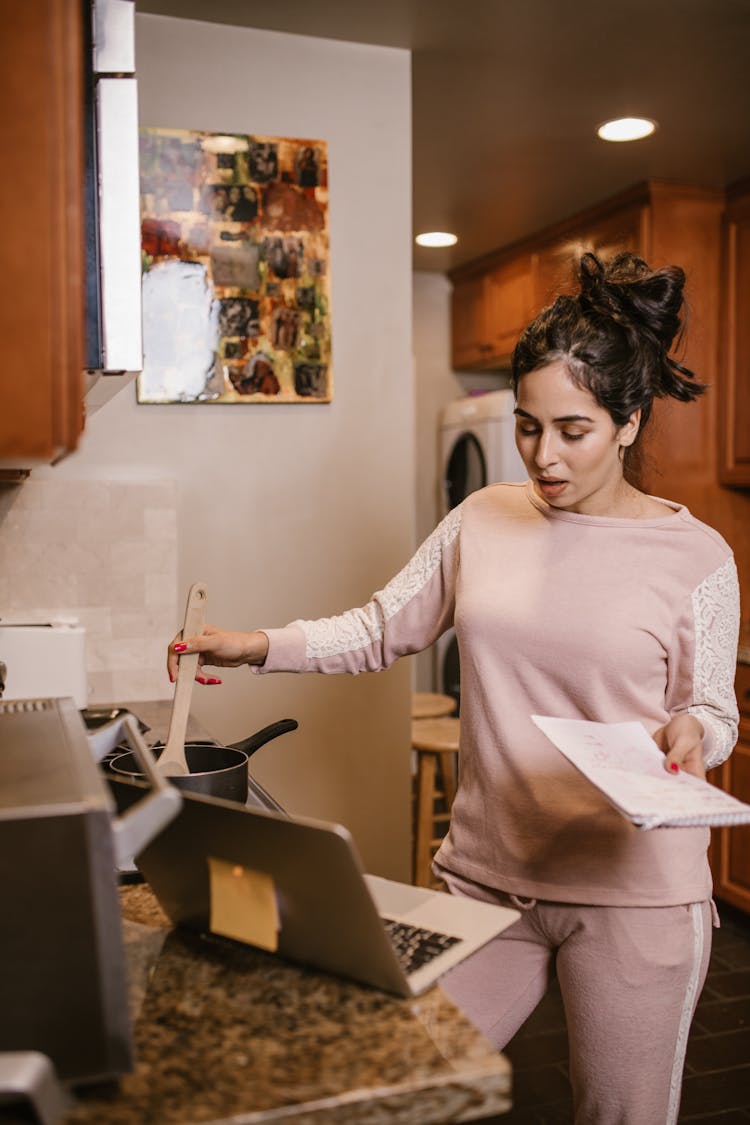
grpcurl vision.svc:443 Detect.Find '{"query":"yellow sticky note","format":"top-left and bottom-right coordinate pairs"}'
top-left (207, 856), bottom-right (280, 951)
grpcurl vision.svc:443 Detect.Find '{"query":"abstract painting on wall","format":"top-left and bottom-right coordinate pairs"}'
top-left (137, 127), bottom-right (331, 404)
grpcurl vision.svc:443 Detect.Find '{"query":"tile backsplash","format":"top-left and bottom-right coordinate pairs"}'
top-left (0, 479), bottom-right (178, 703)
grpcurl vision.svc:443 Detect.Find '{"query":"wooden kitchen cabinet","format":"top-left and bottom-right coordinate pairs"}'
top-left (719, 177), bottom-right (750, 487)
top-left (533, 202), bottom-right (644, 310)
top-left (449, 181), bottom-right (726, 506)
top-left (450, 250), bottom-right (536, 372)
top-left (636, 184), bottom-right (724, 501)
top-left (451, 252), bottom-right (535, 369)
top-left (451, 274), bottom-right (494, 369)
top-left (449, 182), bottom-right (720, 383)
top-left (712, 662), bottom-right (750, 912)
top-left (485, 253), bottom-right (536, 359)
top-left (0, 0), bottom-right (86, 468)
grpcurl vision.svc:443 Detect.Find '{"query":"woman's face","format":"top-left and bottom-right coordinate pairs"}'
top-left (514, 359), bottom-right (639, 516)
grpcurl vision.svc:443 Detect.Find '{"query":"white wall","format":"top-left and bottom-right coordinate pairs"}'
top-left (31, 15), bottom-right (413, 879)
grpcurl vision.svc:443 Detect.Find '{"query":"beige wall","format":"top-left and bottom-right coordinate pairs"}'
top-left (0, 479), bottom-right (178, 701)
top-left (7, 15), bottom-right (414, 879)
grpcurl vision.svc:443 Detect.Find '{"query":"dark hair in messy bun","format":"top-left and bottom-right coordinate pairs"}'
top-left (510, 251), bottom-right (706, 467)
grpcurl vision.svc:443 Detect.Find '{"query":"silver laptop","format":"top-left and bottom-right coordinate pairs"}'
top-left (112, 781), bottom-right (519, 997)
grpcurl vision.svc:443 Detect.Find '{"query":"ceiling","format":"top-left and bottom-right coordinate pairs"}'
top-left (137, 0), bottom-right (750, 272)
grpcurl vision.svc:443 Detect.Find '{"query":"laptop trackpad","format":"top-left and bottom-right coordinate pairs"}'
top-left (364, 874), bottom-right (435, 917)
top-left (365, 873), bottom-right (520, 942)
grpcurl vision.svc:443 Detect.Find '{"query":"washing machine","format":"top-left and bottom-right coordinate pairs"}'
top-left (441, 388), bottom-right (526, 513)
top-left (436, 389), bottom-right (527, 708)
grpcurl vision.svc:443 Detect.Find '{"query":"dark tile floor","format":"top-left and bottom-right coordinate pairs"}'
top-left (478, 898), bottom-right (750, 1124)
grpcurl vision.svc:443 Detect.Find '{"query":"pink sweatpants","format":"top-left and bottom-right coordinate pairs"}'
top-left (437, 870), bottom-right (713, 1125)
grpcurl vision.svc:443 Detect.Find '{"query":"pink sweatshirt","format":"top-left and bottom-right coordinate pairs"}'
top-left (258, 481), bottom-right (740, 907)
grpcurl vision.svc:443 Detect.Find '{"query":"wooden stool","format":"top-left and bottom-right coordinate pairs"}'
top-left (411, 716), bottom-right (460, 888)
top-left (411, 691), bottom-right (457, 720)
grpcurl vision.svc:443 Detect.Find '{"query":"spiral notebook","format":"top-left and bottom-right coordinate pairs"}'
top-left (532, 715), bottom-right (750, 830)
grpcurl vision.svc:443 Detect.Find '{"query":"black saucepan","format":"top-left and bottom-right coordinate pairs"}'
top-left (108, 719), bottom-right (296, 810)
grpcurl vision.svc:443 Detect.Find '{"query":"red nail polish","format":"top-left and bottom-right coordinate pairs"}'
top-left (669, 762), bottom-right (679, 773)
top-left (174, 643), bottom-right (187, 653)
top-left (208, 677), bottom-right (222, 685)
top-left (169, 674), bottom-right (174, 683)
top-left (197, 676), bottom-right (208, 685)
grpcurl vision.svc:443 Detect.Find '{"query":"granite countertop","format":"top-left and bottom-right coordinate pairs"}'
top-left (62, 885), bottom-right (511, 1125)
top-left (60, 701), bottom-right (511, 1123)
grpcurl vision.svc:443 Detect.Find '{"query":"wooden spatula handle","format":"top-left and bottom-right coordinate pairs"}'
top-left (162, 582), bottom-right (207, 769)
top-left (181, 581), bottom-right (208, 649)
top-left (173, 580), bottom-right (207, 686)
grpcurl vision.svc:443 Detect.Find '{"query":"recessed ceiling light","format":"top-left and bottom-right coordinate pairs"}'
top-left (597, 117), bottom-right (657, 142)
top-left (415, 231), bottom-right (458, 248)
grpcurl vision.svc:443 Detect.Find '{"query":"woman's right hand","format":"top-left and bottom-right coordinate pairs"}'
top-left (167, 626), bottom-right (270, 684)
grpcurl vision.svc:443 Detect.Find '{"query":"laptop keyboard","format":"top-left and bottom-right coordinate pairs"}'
top-left (382, 917), bottom-right (461, 975)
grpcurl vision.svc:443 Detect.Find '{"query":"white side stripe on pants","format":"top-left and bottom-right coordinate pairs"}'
top-left (666, 903), bottom-right (704, 1125)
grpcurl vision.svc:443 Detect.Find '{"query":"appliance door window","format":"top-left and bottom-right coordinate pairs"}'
top-left (445, 433), bottom-right (486, 510)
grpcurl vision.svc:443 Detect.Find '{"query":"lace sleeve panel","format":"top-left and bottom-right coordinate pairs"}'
top-left (687, 556), bottom-right (741, 770)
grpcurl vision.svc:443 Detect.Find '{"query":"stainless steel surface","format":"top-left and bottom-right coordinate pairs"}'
top-left (83, 707), bottom-right (142, 761)
top-left (0, 1052), bottom-right (70, 1125)
top-left (111, 716), bottom-right (182, 865)
top-left (84, 0), bottom-right (142, 402)
top-left (96, 76), bottom-right (142, 374)
top-left (0, 697), bottom-right (110, 811)
top-left (93, 0), bottom-right (136, 73)
top-left (0, 698), bottom-right (179, 1084)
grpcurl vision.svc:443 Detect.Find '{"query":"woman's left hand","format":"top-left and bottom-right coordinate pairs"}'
top-left (651, 714), bottom-right (706, 780)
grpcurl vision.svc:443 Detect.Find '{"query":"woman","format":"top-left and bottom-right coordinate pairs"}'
top-left (168, 252), bottom-right (740, 1124)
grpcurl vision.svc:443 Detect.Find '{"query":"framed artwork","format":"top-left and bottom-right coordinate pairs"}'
top-left (137, 127), bottom-right (331, 404)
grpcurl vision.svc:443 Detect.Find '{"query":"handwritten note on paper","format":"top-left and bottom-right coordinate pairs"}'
top-left (208, 857), bottom-right (280, 950)
top-left (531, 715), bottom-right (750, 829)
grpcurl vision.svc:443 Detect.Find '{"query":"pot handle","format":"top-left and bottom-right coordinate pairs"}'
top-left (228, 718), bottom-right (299, 758)
top-left (110, 716), bottom-right (182, 866)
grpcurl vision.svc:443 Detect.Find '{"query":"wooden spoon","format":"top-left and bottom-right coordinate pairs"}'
top-left (157, 582), bottom-right (208, 777)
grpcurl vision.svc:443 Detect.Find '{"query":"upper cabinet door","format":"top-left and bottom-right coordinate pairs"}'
top-left (450, 194), bottom-right (646, 372)
top-left (451, 274), bottom-right (493, 369)
top-left (534, 204), bottom-right (644, 312)
top-left (451, 254), bottom-right (536, 370)
top-left (720, 180), bottom-right (750, 487)
top-left (485, 253), bottom-right (536, 361)
top-left (0, 0), bottom-right (85, 469)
